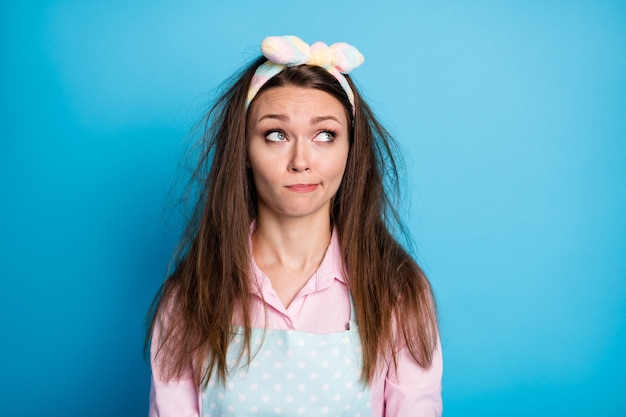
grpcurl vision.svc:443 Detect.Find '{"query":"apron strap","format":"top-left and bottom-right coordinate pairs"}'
top-left (347, 293), bottom-right (358, 330)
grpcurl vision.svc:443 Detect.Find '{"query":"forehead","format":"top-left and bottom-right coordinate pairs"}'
top-left (248, 86), bottom-right (348, 124)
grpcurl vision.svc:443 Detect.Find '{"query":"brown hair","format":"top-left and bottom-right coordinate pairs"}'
top-left (146, 56), bottom-right (439, 387)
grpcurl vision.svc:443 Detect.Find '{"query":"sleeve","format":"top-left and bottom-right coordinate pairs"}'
top-left (383, 337), bottom-right (443, 417)
top-left (149, 312), bottom-right (200, 417)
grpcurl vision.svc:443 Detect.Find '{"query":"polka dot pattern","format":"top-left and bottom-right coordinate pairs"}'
top-left (201, 321), bottom-right (371, 416)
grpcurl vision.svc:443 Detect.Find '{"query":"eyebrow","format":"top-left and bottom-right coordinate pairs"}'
top-left (311, 115), bottom-right (342, 125)
top-left (258, 114), bottom-right (288, 122)
top-left (257, 114), bottom-right (342, 124)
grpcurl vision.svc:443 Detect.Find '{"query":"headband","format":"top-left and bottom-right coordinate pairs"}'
top-left (245, 35), bottom-right (365, 111)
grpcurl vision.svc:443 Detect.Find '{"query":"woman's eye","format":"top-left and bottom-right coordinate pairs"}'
top-left (314, 131), bottom-right (335, 142)
top-left (265, 131), bottom-right (287, 142)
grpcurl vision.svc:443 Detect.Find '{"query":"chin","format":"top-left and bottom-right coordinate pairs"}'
top-left (268, 204), bottom-right (331, 220)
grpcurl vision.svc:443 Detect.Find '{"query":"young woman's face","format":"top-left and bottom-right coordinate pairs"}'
top-left (247, 86), bottom-right (350, 222)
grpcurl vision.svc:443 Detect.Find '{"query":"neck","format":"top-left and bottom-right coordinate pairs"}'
top-left (252, 213), bottom-right (332, 272)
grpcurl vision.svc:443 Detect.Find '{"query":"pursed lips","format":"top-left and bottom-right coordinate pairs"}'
top-left (285, 184), bottom-right (319, 192)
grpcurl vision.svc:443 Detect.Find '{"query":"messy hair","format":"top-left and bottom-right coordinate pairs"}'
top-left (146, 56), bottom-right (438, 387)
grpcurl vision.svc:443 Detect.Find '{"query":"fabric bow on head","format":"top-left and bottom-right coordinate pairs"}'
top-left (246, 35), bottom-right (365, 111)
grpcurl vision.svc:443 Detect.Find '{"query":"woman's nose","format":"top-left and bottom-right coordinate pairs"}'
top-left (288, 140), bottom-right (310, 172)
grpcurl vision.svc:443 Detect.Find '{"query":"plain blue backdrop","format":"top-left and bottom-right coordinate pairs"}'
top-left (1, 1), bottom-right (625, 416)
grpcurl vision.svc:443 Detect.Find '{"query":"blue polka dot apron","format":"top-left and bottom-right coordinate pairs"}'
top-left (201, 299), bottom-right (371, 416)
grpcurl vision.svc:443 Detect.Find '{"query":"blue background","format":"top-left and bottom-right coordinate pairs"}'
top-left (1, 1), bottom-right (625, 416)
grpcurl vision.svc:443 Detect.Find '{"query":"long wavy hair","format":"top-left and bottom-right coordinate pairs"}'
top-left (146, 56), bottom-right (439, 387)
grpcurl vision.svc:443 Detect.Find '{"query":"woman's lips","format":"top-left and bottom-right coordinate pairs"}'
top-left (286, 184), bottom-right (319, 192)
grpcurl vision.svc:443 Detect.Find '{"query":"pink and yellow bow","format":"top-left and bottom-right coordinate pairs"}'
top-left (246, 35), bottom-right (365, 111)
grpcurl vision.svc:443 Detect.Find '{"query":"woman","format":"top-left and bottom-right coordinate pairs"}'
top-left (147, 35), bottom-right (442, 416)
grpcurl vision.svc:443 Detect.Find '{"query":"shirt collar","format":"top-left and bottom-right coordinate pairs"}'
top-left (314, 229), bottom-right (346, 286)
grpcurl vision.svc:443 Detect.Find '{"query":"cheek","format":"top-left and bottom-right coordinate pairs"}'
top-left (247, 145), bottom-right (266, 177)
top-left (248, 158), bottom-right (279, 188)
top-left (324, 149), bottom-right (350, 180)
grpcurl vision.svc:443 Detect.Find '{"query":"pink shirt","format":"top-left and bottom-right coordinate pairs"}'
top-left (150, 232), bottom-right (443, 416)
